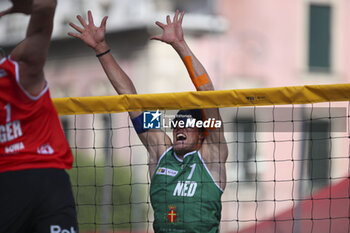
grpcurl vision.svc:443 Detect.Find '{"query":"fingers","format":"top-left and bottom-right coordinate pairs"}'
top-left (0, 8), bottom-right (12, 18)
top-left (77, 15), bottom-right (88, 28)
top-left (166, 15), bottom-right (171, 25)
top-left (179, 11), bottom-right (185, 24)
top-left (67, 32), bottom-right (82, 39)
top-left (69, 22), bottom-right (83, 33)
top-left (173, 10), bottom-right (179, 23)
top-left (100, 16), bottom-right (108, 29)
top-left (88, 10), bottom-right (94, 25)
top-left (150, 35), bottom-right (162, 41)
top-left (155, 10), bottom-right (184, 27)
top-left (155, 21), bottom-right (165, 29)
top-left (170, 10), bottom-right (185, 25)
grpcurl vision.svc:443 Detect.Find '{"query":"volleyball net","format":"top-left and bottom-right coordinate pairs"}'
top-left (54, 84), bottom-right (350, 233)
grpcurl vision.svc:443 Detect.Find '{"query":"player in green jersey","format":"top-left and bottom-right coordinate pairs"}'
top-left (69, 10), bottom-right (228, 233)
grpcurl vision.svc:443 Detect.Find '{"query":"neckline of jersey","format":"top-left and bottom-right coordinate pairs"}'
top-left (173, 150), bottom-right (198, 163)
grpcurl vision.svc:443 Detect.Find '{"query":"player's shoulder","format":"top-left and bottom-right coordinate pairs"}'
top-left (159, 146), bottom-right (174, 160)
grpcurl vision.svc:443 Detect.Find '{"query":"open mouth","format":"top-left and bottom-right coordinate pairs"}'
top-left (176, 133), bottom-right (187, 141)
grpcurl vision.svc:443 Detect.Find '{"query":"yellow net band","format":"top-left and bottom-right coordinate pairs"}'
top-left (53, 83), bottom-right (350, 115)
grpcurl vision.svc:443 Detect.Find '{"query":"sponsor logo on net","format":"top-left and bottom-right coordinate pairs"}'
top-left (143, 110), bottom-right (222, 130)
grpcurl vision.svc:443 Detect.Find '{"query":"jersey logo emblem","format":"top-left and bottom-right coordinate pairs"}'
top-left (156, 167), bottom-right (178, 177)
top-left (37, 143), bottom-right (54, 154)
top-left (0, 69), bottom-right (7, 78)
top-left (167, 205), bottom-right (177, 223)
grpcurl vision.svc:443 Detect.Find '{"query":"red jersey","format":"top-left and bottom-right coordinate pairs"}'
top-left (0, 57), bottom-right (73, 173)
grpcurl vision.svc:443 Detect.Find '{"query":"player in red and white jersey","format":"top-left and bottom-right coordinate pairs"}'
top-left (0, 0), bottom-right (77, 232)
top-left (0, 57), bottom-right (73, 172)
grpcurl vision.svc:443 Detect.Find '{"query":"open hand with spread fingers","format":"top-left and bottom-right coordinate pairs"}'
top-left (68, 10), bottom-right (108, 52)
top-left (150, 10), bottom-right (185, 46)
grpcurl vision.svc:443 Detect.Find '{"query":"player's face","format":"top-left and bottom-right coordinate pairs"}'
top-left (172, 124), bottom-right (203, 156)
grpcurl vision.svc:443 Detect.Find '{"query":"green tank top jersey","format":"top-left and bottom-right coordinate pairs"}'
top-left (150, 147), bottom-right (223, 233)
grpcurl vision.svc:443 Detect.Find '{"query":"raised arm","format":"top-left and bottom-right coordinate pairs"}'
top-left (151, 10), bottom-right (228, 188)
top-left (68, 11), bottom-right (137, 103)
top-left (68, 11), bottom-right (172, 170)
top-left (151, 11), bottom-right (214, 92)
top-left (0, 0), bottom-right (57, 96)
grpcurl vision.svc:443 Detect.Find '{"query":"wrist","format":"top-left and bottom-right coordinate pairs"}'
top-left (94, 41), bottom-right (109, 54)
top-left (96, 49), bottom-right (110, 58)
top-left (171, 40), bottom-right (190, 57)
top-left (170, 39), bottom-right (186, 50)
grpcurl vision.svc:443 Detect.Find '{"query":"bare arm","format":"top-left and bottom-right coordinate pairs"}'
top-left (68, 11), bottom-right (172, 169)
top-left (151, 10), bottom-right (228, 189)
top-left (0, 0), bottom-right (57, 96)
